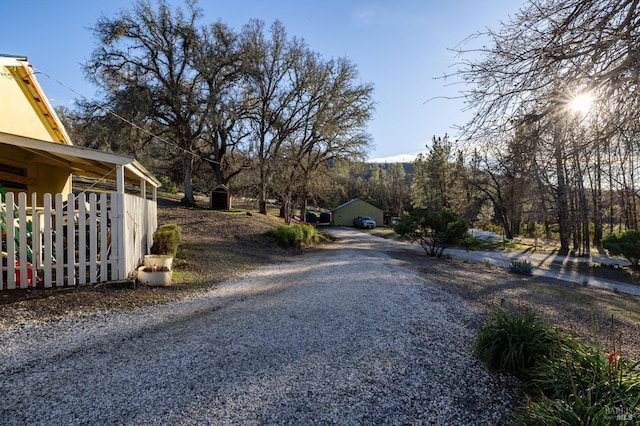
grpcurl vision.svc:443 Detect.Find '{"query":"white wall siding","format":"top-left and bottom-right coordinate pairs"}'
top-left (123, 193), bottom-right (157, 280)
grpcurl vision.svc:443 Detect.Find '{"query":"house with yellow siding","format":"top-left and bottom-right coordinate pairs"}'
top-left (0, 54), bottom-right (161, 290)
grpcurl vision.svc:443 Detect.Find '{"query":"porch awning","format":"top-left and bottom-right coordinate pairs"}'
top-left (0, 131), bottom-right (160, 188)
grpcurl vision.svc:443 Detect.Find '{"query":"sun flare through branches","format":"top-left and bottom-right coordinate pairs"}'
top-left (568, 92), bottom-right (593, 115)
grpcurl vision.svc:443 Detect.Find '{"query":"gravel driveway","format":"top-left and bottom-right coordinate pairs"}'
top-left (1, 229), bottom-right (518, 425)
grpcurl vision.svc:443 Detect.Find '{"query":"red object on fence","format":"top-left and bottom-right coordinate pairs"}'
top-left (15, 262), bottom-right (33, 286)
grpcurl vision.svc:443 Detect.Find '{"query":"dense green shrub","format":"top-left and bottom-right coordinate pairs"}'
top-left (509, 259), bottom-right (533, 276)
top-left (159, 176), bottom-right (179, 194)
top-left (150, 224), bottom-right (181, 256)
top-left (475, 309), bottom-right (562, 379)
top-left (461, 235), bottom-right (482, 251)
top-left (268, 224), bottom-right (318, 249)
top-left (394, 207), bottom-right (469, 258)
top-left (602, 230), bottom-right (640, 270)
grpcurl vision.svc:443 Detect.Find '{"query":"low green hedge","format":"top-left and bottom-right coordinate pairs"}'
top-left (267, 224), bottom-right (318, 249)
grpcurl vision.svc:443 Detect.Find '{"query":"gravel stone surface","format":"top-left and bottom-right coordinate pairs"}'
top-left (0, 229), bottom-right (519, 425)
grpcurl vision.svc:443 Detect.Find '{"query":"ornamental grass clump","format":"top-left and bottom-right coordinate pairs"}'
top-left (268, 224), bottom-right (318, 249)
top-left (509, 259), bottom-right (534, 276)
top-left (516, 341), bottom-right (640, 424)
top-left (475, 309), bottom-right (561, 379)
top-left (476, 307), bottom-right (640, 424)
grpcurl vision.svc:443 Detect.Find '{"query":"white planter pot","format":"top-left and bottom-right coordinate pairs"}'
top-left (144, 255), bottom-right (173, 270)
top-left (137, 266), bottom-right (173, 287)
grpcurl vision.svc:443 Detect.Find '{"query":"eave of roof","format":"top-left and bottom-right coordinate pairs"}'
top-left (1, 54), bottom-right (73, 145)
top-left (0, 131), bottom-right (160, 188)
top-left (332, 198), bottom-right (360, 212)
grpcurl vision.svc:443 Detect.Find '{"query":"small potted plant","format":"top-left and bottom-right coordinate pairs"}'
top-left (137, 224), bottom-right (181, 286)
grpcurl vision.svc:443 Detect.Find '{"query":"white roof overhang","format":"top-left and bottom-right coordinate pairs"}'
top-left (0, 131), bottom-right (160, 188)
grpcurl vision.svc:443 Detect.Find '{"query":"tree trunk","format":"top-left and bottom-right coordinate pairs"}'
top-left (181, 151), bottom-right (196, 205)
top-left (629, 149), bottom-right (638, 230)
top-left (555, 135), bottom-right (570, 254)
top-left (570, 185), bottom-right (579, 253)
top-left (609, 150), bottom-right (615, 236)
top-left (593, 146), bottom-right (603, 247)
top-left (300, 195), bottom-right (308, 223)
top-left (581, 188), bottom-right (590, 256)
top-left (281, 190), bottom-right (293, 225)
top-left (258, 159), bottom-right (268, 215)
top-left (499, 206), bottom-right (514, 240)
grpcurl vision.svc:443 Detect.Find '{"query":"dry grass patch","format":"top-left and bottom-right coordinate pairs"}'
top-left (389, 249), bottom-right (640, 361)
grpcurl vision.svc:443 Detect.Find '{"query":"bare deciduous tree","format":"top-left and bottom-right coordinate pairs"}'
top-left (84, 0), bottom-right (208, 204)
top-left (241, 21), bottom-right (374, 217)
top-left (451, 0), bottom-right (640, 251)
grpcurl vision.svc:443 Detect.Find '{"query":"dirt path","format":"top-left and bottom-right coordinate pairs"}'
top-left (0, 229), bottom-right (518, 425)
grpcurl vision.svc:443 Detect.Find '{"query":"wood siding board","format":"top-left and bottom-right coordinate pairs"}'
top-left (0, 170), bottom-right (37, 186)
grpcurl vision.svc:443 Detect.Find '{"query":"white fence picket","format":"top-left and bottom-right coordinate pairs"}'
top-left (66, 193), bottom-right (76, 286)
top-left (78, 193), bottom-right (87, 285)
top-left (31, 193), bottom-right (39, 289)
top-left (18, 193), bottom-right (28, 289)
top-left (54, 194), bottom-right (64, 287)
top-left (89, 193), bottom-right (98, 284)
top-left (123, 193), bottom-right (157, 279)
top-left (99, 193), bottom-right (109, 282)
top-left (1, 190), bottom-right (157, 290)
top-left (6, 192), bottom-right (16, 290)
top-left (43, 193), bottom-right (53, 288)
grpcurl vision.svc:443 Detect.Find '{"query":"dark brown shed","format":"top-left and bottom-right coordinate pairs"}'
top-left (210, 184), bottom-right (231, 210)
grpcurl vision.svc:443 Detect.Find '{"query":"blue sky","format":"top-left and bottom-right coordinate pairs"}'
top-left (0, 0), bottom-right (524, 162)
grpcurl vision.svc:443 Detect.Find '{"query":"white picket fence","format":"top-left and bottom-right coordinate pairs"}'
top-left (1, 191), bottom-right (156, 290)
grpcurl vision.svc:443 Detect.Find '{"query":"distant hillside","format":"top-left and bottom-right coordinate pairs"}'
top-left (360, 162), bottom-right (414, 183)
